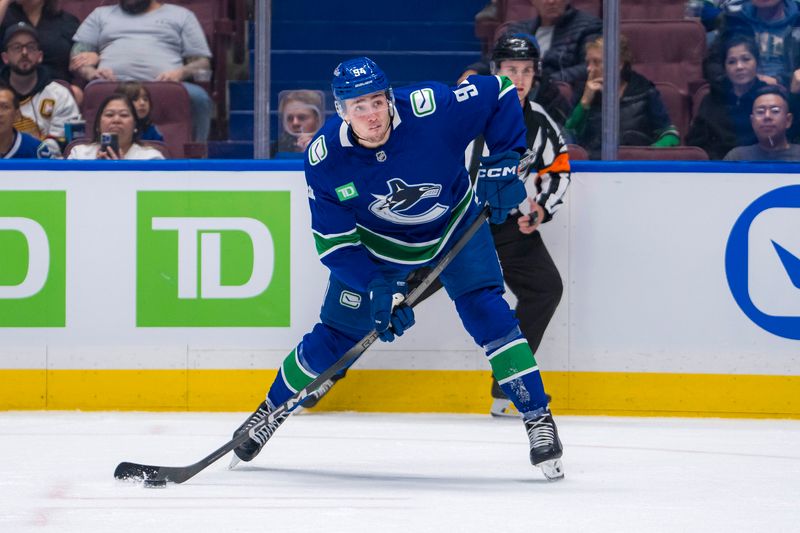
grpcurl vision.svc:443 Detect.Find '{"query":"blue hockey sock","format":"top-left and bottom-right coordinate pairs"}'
top-left (267, 344), bottom-right (318, 411)
top-left (485, 327), bottom-right (549, 415)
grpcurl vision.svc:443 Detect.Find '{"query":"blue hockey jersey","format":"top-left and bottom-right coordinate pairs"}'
top-left (305, 74), bottom-right (526, 292)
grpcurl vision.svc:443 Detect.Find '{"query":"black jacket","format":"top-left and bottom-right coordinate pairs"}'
top-left (569, 71), bottom-right (677, 159)
top-left (469, 6), bottom-right (602, 85)
top-left (686, 79), bottom-right (767, 160)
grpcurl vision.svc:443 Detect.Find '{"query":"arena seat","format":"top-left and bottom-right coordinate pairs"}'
top-left (654, 81), bottom-right (690, 143)
top-left (60, 0), bottom-right (108, 21)
top-left (573, 0), bottom-right (602, 18)
top-left (167, 0), bottom-right (234, 138)
top-left (567, 143), bottom-right (589, 160)
top-left (620, 0), bottom-right (686, 20)
top-left (81, 81), bottom-right (200, 158)
top-left (622, 19), bottom-right (707, 97)
top-left (616, 145), bottom-right (710, 160)
top-left (691, 83), bottom-right (711, 121)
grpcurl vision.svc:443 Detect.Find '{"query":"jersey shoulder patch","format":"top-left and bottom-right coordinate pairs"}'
top-left (496, 75), bottom-right (516, 100)
top-left (308, 135), bottom-right (328, 165)
top-left (409, 87), bottom-right (437, 117)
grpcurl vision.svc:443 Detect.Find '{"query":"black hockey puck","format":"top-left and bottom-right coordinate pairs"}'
top-left (143, 479), bottom-right (167, 488)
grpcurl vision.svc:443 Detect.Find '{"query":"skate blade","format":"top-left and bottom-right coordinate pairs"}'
top-left (489, 398), bottom-right (521, 418)
top-left (537, 459), bottom-right (564, 481)
top-left (228, 455), bottom-right (242, 470)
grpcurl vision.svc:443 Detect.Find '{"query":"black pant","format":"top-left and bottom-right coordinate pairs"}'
top-left (490, 217), bottom-right (563, 399)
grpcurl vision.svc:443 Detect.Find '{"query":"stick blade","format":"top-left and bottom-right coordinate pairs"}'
top-left (114, 461), bottom-right (161, 482)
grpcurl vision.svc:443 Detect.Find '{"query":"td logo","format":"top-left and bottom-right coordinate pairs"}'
top-left (137, 191), bottom-right (290, 327)
top-left (726, 185), bottom-right (800, 340)
top-left (0, 191), bottom-right (65, 327)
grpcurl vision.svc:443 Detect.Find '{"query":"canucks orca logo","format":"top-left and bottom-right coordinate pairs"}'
top-left (369, 178), bottom-right (448, 225)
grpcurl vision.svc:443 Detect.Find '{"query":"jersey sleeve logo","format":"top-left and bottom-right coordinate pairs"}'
top-left (39, 98), bottom-right (55, 118)
top-left (335, 182), bottom-right (359, 201)
top-left (410, 88), bottom-right (436, 117)
top-left (308, 136), bottom-right (328, 166)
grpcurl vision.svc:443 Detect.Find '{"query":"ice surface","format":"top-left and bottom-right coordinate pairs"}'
top-left (1, 412), bottom-right (798, 532)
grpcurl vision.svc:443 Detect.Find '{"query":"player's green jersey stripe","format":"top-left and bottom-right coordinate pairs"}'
top-left (488, 339), bottom-right (539, 383)
top-left (313, 228), bottom-right (360, 259)
top-left (280, 348), bottom-right (316, 393)
top-left (356, 187), bottom-right (474, 265)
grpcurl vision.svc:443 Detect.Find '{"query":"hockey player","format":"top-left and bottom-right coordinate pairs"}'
top-left (232, 57), bottom-right (563, 479)
top-left (471, 34), bottom-right (570, 417)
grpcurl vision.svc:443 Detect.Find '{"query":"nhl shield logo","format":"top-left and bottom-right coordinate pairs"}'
top-left (376, 150), bottom-right (387, 162)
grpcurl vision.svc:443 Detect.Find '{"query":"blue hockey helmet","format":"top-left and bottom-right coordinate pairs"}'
top-left (332, 56), bottom-right (394, 118)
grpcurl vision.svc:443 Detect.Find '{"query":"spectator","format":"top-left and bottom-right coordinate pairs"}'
top-left (275, 89), bottom-right (323, 153)
top-left (490, 33), bottom-right (571, 125)
top-left (70, 0), bottom-right (213, 141)
top-left (0, 21), bottom-right (80, 156)
top-left (67, 93), bottom-right (164, 160)
top-left (724, 85), bottom-right (800, 159)
top-left (462, 0), bottom-right (602, 86)
top-left (116, 81), bottom-right (164, 142)
top-left (0, 83), bottom-right (46, 157)
top-left (565, 35), bottom-right (680, 159)
top-left (0, 0), bottom-right (79, 83)
top-left (687, 35), bottom-right (769, 159)
top-left (705, 0), bottom-right (800, 88)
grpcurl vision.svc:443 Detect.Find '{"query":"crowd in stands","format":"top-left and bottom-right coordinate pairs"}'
top-left (0, 0), bottom-right (799, 161)
top-left (0, 0), bottom-right (220, 160)
top-left (470, 0), bottom-right (800, 161)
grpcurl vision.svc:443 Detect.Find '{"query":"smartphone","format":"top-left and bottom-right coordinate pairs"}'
top-left (100, 132), bottom-right (119, 156)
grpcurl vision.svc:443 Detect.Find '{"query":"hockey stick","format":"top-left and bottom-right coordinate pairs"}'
top-left (114, 204), bottom-right (491, 485)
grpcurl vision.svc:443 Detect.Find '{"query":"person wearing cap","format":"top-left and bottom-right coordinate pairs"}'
top-left (0, 21), bottom-right (80, 157)
top-left (0, 83), bottom-right (50, 158)
top-left (228, 57), bottom-right (565, 482)
top-left (0, 0), bottom-right (80, 84)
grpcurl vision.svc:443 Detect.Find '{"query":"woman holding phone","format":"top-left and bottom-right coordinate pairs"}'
top-left (67, 94), bottom-right (164, 160)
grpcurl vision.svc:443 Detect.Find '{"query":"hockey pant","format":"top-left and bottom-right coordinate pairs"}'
top-left (265, 220), bottom-right (551, 415)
